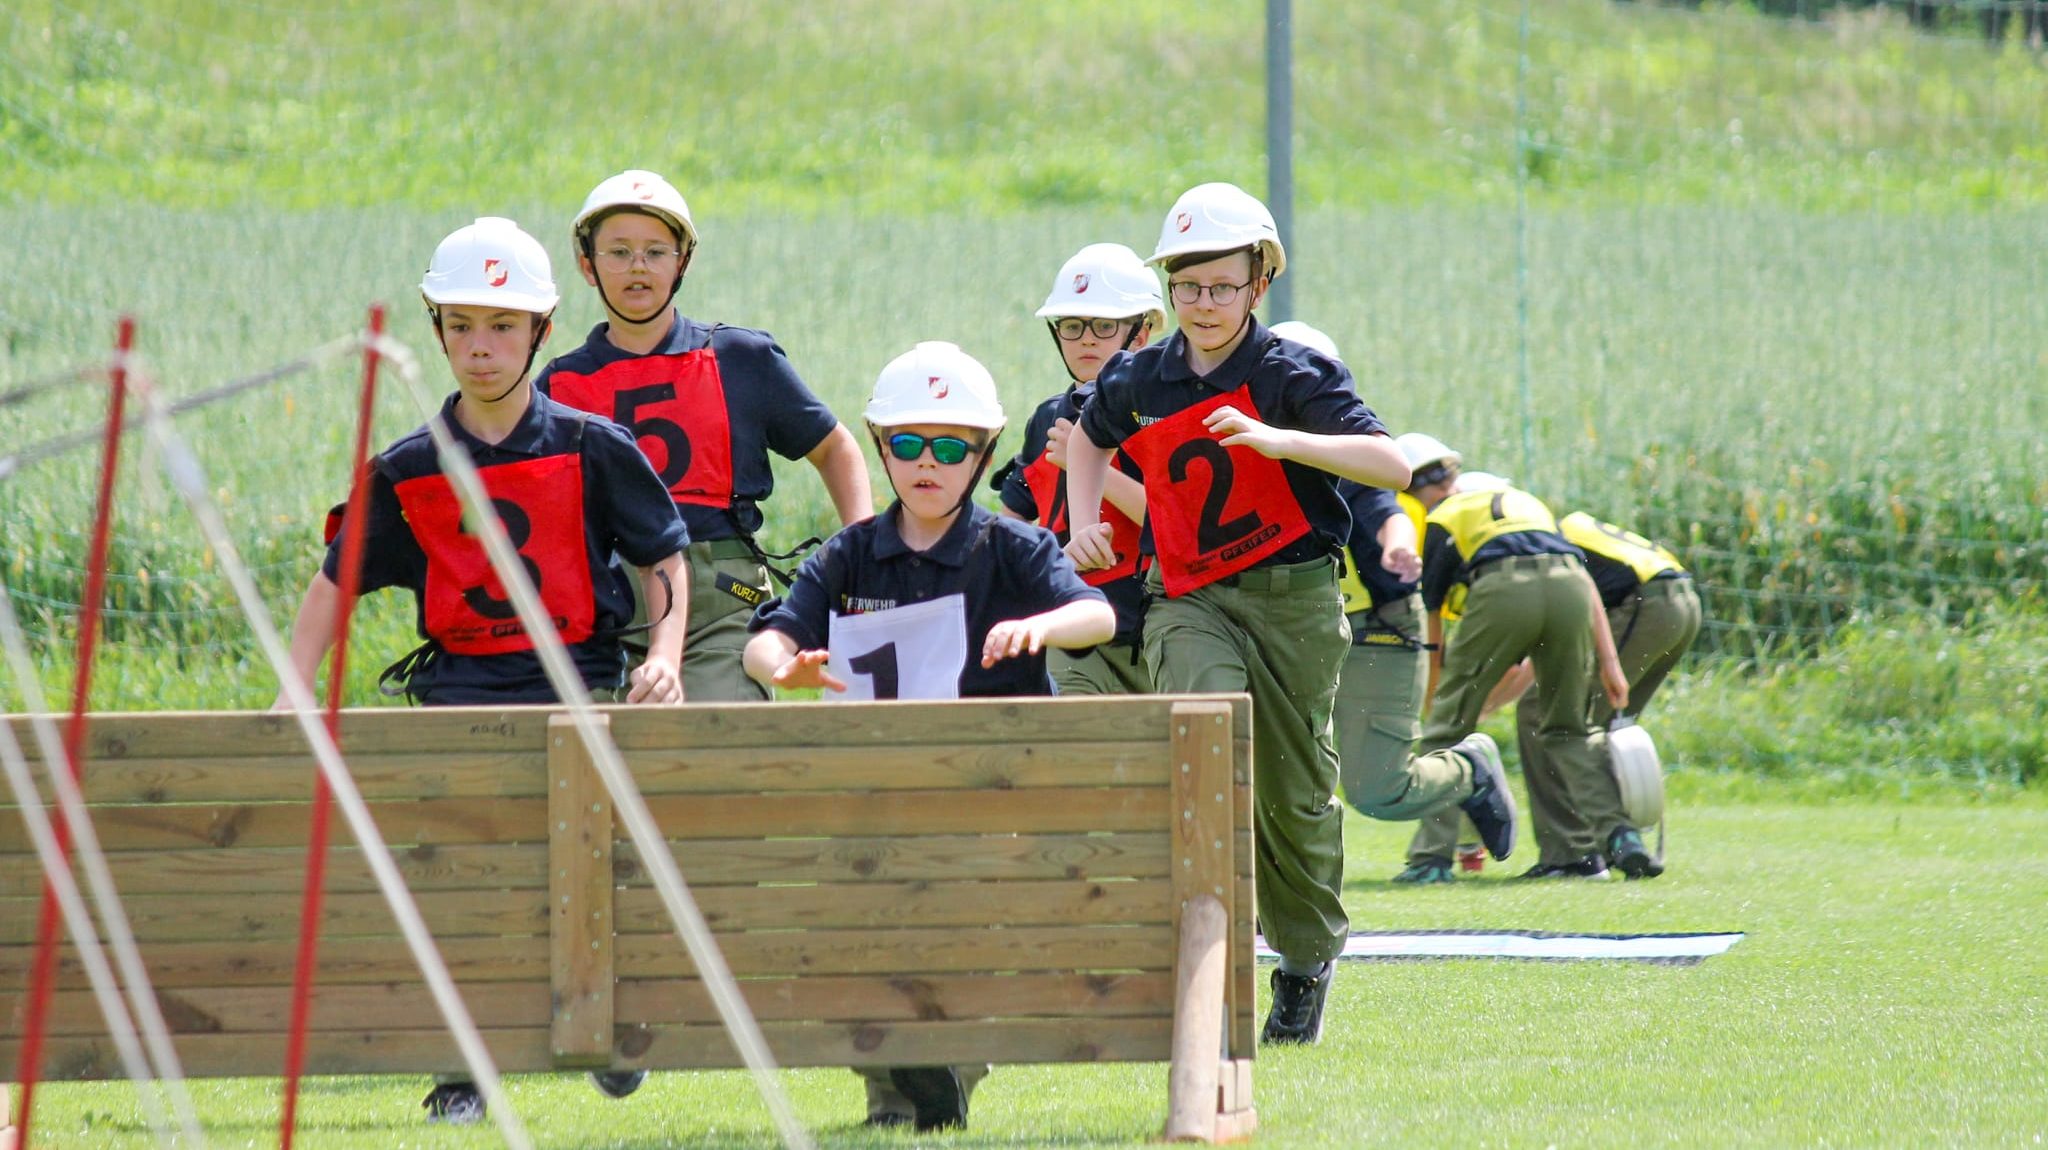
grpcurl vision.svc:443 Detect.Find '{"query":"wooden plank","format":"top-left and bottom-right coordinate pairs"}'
top-left (638, 785), bottom-right (1168, 837)
top-left (548, 713), bottom-right (613, 1067)
top-left (613, 832), bottom-right (1171, 886)
top-left (622, 742), bottom-right (1176, 795)
top-left (615, 925), bottom-right (1175, 980)
top-left (1, 696), bottom-right (1250, 762)
top-left (0, 936), bottom-right (550, 990)
top-left (629, 878), bottom-right (1172, 933)
top-left (0, 1017), bottom-right (1174, 1080)
top-left (1170, 700), bottom-right (1238, 1067)
top-left (0, 925), bottom-right (1174, 990)
top-left (1164, 895), bottom-right (1229, 1143)
top-left (0, 878), bottom-right (1172, 944)
top-left (8, 751), bottom-right (550, 806)
top-left (0, 796), bottom-right (548, 853)
top-left (0, 843), bottom-right (549, 898)
top-left (11, 971), bottom-right (1174, 1038)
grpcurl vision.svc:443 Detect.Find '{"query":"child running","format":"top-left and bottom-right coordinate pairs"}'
top-left (538, 170), bottom-right (871, 701)
top-left (995, 242), bottom-right (1164, 694)
top-left (276, 217), bottom-right (688, 1123)
top-left (744, 340), bottom-right (1112, 1130)
top-left (1063, 183), bottom-right (1414, 1046)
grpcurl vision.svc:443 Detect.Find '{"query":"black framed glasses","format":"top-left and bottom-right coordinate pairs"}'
top-left (1168, 280), bottom-right (1251, 307)
top-left (1052, 316), bottom-right (1130, 341)
top-left (887, 432), bottom-right (978, 465)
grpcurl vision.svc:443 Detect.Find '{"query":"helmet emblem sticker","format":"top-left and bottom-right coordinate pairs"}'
top-left (1175, 212), bottom-right (1193, 233)
top-left (483, 259), bottom-right (509, 287)
top-left (927, 375), bottom-right (950, 399)
top-left (1073, 273), bottom-right (1090, 294)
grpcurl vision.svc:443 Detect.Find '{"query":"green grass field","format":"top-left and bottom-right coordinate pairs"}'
top-left (20, 789), bottom-right (2048, 1148)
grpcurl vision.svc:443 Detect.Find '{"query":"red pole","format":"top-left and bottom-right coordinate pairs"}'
top-left (278, 304), bottom-right (384, 1148)
top-left (13, 316), bottom-right (134, 1147)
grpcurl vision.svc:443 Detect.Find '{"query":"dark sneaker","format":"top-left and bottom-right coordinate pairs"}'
top-left (1260, 961), bottom-right (1334, 1045)
top-left (590, 1069), bottom-right (647, 1099)
top-left (1517, 854), bottom-right (1611, 880)
top-left (1453, 733), bottom-right (1518, 861)
top-left (1391, 856), bottom-right (1455, 884)
top-left (1606, 825), bottom-right (1664, 879)
top-left (887, 1066), bottom-right (967, 1132)
top-left (422, 1082), bottom-right (485, 1126)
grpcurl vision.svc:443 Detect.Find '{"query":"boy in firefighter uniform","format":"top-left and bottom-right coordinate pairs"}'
top-left (745, 341), bottom-right (1113, 1131)
top-left (1063, 183), bottom-right (1419, 1046)
top-left (538, 170), bottom-right (871, 702)
top-left (277, 217), bottom-right (688, 1122)
top-left (994, 242), bottom-right (1164, 694)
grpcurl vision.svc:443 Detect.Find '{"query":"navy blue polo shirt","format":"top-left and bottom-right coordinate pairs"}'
top-left (324, 389), bottom-right (688, 704)
top-left (1077, 319), bottom-right (1387, 567)
top-left (750, 502), bottom-right (1108, 698)
top-left (1338, 480), bottom-right (1420, 609)
top-left (996, 382), bottom-right (1148, 646)
top-left (536, 314), bottom-right (840, 542)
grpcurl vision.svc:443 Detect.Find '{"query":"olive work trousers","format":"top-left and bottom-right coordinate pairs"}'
top-left (1050, 638), bottom-right (1154, 695)
top-left (1331, 593), bottom-right (1468, 820)
top-left (1142, 557), bottom-right (1352, 967)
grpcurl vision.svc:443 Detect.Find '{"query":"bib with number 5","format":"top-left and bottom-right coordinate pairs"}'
top-left (826, 594), bottom-right (970, 701)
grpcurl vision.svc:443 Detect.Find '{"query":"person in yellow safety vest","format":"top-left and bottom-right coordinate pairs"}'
top-left (1391, 449), bottom-right (1640, 882)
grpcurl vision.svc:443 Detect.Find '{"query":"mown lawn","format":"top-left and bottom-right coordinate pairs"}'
top-left (19, 790), bottom-right (2046, 1148)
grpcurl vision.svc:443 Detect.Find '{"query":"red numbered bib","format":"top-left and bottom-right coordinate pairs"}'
top-left (547, 347), bottom-right (735, 508)
top-left (1022, 453), bottom-right (1142, 587)
top-left (393, 454), bottom-right (595, 654)
top-left (1120, 387), bottom-right (1311, 596)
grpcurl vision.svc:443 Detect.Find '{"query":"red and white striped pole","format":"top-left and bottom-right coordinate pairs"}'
top-left (11, 315), bottom-right (135, 1148)
top-left (278, 304), bottom-right (384, 1148)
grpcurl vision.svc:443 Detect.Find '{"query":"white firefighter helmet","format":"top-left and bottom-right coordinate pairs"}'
top-left (1393, 432), bottom-right (1461, 472)
top-left (1147, 182), bottom-right (1287, 280)
top-left (1036, 243), bottom-right (1167, 330)
top-left (572, 169), bottom-right (698, 252)
top-left (864, 341), bottom-right (1006, 432)
top-left (1269, 320), bottom-right (1341, 361)
top-left (420, 217), bottom-right (559, 315)
top-left (1607, 716), bottom-right (1666, 828)
top-left (1453, 470), bottom-right (1512, 493)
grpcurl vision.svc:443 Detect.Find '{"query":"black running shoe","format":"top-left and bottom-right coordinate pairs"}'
top-left (422, 1082), bottom-right (485, 1126)
top-left (589, 1069), bottom-right (647, 1099)
top-left (887, 1066), bottom-right (967, 1132)
top-left (1260, 961), bottom-right (1334, 1045)
top-left (1606, 825), bottom-right (1664, 879)
top-left (1453, 733), bottom-right (1519, 860)
top-left (1517, 854), bottom-right (1611, 880)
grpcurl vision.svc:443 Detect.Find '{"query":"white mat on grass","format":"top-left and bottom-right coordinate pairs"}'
top-left (1254, 930), bottom-right (1743, 965)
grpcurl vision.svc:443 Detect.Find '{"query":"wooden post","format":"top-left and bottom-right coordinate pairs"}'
top-left (549, 713), bottom-right (614, 1067)
top-left (1163, 700), bottom-right (1251, 1143)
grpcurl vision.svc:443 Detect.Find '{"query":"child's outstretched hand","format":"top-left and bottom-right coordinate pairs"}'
top-left (982, 617), bottom-right (1050, 667)
top-left (1044, 417), bottom-right (1076, 470)
top-left (627, 654), bottom-right (684, 704)
top-left (1381, 543), bottom-right (1422, 583)
top-left (1204, 405), bottom-right (1292, 459)
top-left (773, 648), bottom-right (847, 693)
top-left (1064, 521), bottom-right (1119, 572)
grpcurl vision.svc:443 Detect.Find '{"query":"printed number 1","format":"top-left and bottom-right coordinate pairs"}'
top-left (847, 643), bottom-right (900, 699)
top-left (614, 382), bottom-right (693, 489)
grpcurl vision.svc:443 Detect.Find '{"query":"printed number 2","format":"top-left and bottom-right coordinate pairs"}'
top-left (460, 497), bottom-right (544, 620)
top-left (1168, 439), bottom-right (1263, 553)
top-left (614, 382), bottom-right (693, 489)
top-left (847, 643), bottom-right (900, 699)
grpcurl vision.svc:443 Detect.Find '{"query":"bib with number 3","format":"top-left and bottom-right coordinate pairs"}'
top-left (826, 595), bottom-right (970, 700)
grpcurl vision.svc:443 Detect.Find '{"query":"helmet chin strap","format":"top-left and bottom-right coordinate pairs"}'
top-left (430, 309), bottom-right (553, 404)
top-left (584, 228), bottom-right (694, 332)
top-left (869, 428), bottom-right (1003, 520)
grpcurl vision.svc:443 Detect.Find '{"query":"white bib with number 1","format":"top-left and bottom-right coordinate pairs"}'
top-left (826, 594), bottom-right (969, 701)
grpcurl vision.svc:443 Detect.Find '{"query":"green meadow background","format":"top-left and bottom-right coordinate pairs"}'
top-left (3, 1), bottom-right (2048, 1145)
